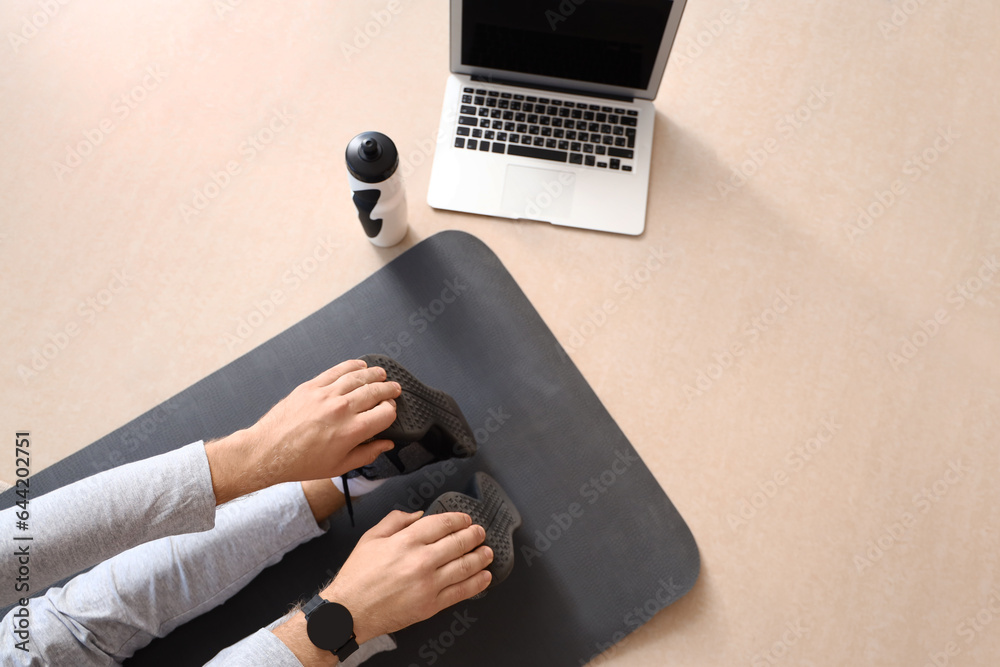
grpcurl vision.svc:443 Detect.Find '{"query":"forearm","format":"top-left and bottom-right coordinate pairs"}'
top-left (204, 429), bottom-right (271, 505)
top-left (300, 479), bottom-right (346, 525)
top-left (0, 441), bottom-right (216, 608)
top-left (4, 481), bottom-right (327, 665)
top-left (0, 430), bottom-right (306, 609)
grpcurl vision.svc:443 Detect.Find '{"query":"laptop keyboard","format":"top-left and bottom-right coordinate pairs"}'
top-left (454, 87), bottom-right (638, 172)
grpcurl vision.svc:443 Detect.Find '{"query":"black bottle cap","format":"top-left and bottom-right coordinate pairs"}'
top-left (346, 131), bottom-right (399, 184)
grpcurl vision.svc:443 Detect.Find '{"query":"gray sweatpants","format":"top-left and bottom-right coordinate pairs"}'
top-left (0, 442), bottom-right (394, 665)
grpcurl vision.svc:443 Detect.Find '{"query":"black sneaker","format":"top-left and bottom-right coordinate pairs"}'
top-left (426, 472), bottom-right (522, 596)
top-left (340, 355), bottom-right (477, 522)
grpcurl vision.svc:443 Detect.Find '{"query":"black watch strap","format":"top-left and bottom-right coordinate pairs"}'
top-left (303, 594), bottom-right (359, 661)
top-left (335, 635), bottom-right (360, 662)
top-left (301, 594), bottom-right (327, 617)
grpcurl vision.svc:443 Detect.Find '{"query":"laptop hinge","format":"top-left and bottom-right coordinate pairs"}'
top-left (471, 74), bottom-right (634, 103)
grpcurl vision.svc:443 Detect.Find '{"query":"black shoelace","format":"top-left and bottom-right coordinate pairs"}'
top-left (341, 475), bottom-right (355, 527)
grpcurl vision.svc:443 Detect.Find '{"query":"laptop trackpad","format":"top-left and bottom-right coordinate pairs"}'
top-left (501, 165), bottom-right (576, 221)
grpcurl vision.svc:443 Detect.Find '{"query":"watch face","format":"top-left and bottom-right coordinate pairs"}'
top-left (306, 602), bottom-right (354, 652)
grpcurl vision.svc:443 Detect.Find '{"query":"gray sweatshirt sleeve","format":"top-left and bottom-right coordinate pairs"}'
top-left (0, 441), bottom-right (396, 666)
top-left (205, 628), bottom-right (306, 666)
top-left (208, 625), bottom-right (398, 667)
top-left (0, 479), bottom-right (331, 665)
top-left (0, 441), bottom-right (216, 608)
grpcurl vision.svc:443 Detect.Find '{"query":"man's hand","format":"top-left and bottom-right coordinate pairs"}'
top-left (323, 511), bottom-right (493, 644)
top-left (206, 359), bottom-right (401, 504)
top-left (273, 511), bottom-right (492, 664)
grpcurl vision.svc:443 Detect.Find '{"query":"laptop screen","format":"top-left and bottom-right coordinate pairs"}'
top-left (461, 0), bottom-right (675, 91)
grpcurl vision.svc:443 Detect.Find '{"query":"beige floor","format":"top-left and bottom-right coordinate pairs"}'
top-left (2, 0), bottom-right (999, 664)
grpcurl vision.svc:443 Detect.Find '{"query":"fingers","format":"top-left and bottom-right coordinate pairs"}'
top-left (407, 512), bottom-right (474, 545)
top-left (339, 439), bottom-right (394, 474)
top-left (310, 359), bottom-right (367, 387)
top-left (435, 545), bottom-right (493, 589)
top-left (436, 569), bottom-right (492, 609)
top-left (330, 366), bottom-right (389, 395)
top-left (427, 523), bottom-right (487, 564)
top-left (366, 509), bottom-right (424, 539)
top-left (406, 514), bottom-right (487, 569)
top-left (350, 399), bottom-right (398, 441)
top-left (346, 380), bottom-right (401, 415)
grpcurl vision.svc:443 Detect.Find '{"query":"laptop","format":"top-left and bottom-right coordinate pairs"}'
top-left (427, 0), bottom-right (688, 236)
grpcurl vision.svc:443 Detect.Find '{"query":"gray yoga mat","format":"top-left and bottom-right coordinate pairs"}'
top-left (2, 230), bottom-right (699, 666)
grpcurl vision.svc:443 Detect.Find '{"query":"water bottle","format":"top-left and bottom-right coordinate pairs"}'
top-left (345, 131), bottom-right (408, 247)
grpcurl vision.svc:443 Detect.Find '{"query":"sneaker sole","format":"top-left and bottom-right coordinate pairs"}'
top-left (360, 354), bottom-right (477, 461)
top-left (426, 472), bottom-right (522, 596)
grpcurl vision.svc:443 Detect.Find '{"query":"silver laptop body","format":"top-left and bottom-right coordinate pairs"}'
top-left (428, 0), bottom-right (688, 235)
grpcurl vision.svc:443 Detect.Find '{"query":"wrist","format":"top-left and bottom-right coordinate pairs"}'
top-left (320, 586), bottom-right (375, 646)
top-left (272, 612), bottom-right (339, 667)
top-left (204, 429), bottom-right (268, 504)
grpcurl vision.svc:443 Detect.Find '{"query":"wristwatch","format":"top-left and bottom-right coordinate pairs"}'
top-left (303, 594), bottom-right (359, 661)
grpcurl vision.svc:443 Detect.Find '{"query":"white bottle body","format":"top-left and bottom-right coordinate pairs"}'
top-left (347, 170), bottom-right (408, 247)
